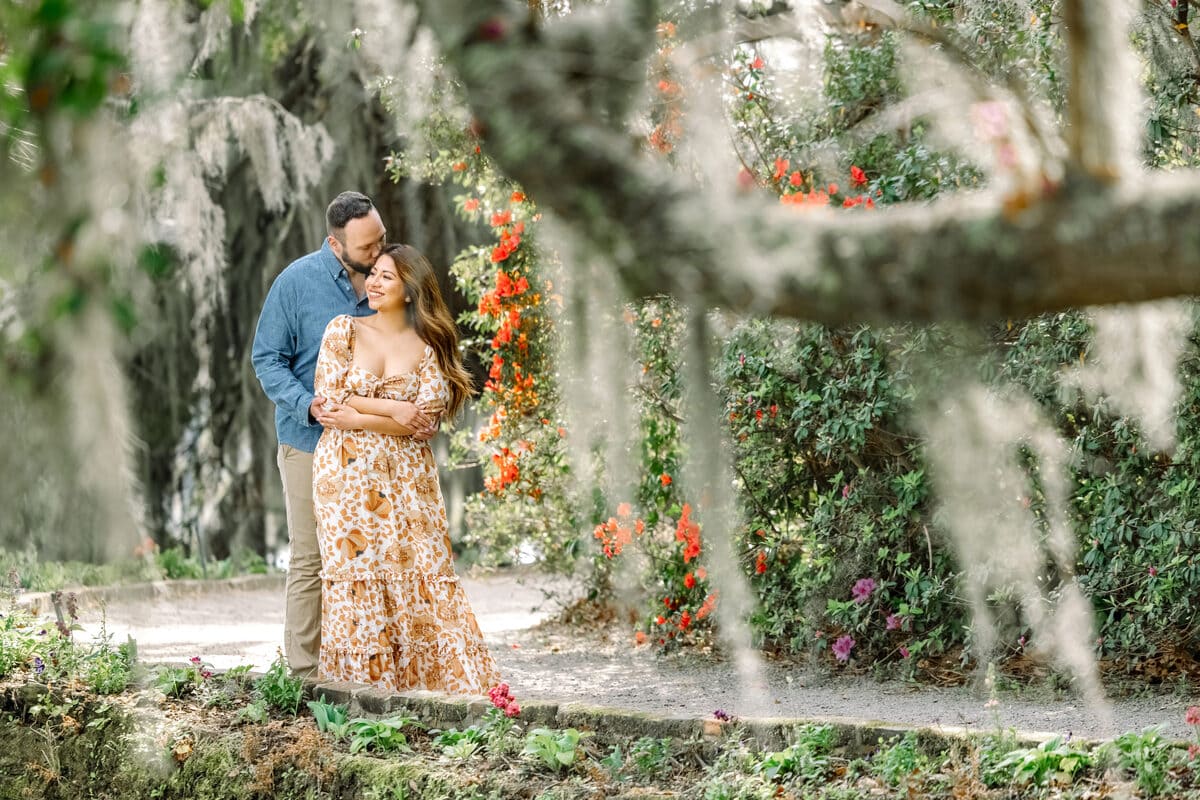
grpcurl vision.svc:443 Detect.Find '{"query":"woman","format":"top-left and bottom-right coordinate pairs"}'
top-left (311, 243), bottom-right (499, 693)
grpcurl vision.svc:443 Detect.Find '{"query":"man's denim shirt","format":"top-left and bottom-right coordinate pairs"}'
top-left (252, 241), bottom-right (373, 453)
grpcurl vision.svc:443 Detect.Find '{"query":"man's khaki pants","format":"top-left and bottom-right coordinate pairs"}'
top-left (277, 444), bottom-right (321, 678)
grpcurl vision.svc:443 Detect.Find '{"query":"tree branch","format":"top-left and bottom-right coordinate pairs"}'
top-left (410, 0), bottom-right (1200, 327)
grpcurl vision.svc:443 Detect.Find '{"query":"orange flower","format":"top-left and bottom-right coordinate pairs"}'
top-left (789, 171), bottom-right (803, 187)
top-left (490, 210), bottom-right (512, 227)
top-left (755, 551), bottom-right (767, 574)
top-left (660, 473), bottom-right (672, 486)
top-left (635, 631), bottom-right (647, 645)
top-left (684, 572), bottom-right (696, 589)
top-left (617, 502), bottom-right (632, 517)
top-left (511, 191), bottom-right (526, 203)
top-left (452, 161), bottom-right (467, 172)
top-left (772, 157), bottom-right (789, 182)
top-left (464, 198), bottom-right (479, 212)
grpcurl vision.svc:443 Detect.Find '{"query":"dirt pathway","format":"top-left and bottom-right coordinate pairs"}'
top-left (69, 571), bottom-right (1197, 741)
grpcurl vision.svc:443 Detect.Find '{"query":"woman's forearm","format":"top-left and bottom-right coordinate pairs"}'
top-left (354, 411), bottom-right (417, 437)
top-left (345, 396), bottom-right (403, 417)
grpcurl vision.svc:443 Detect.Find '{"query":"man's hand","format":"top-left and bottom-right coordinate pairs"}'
top-left (318, 402), bottom-right (362, 431)
top-left (309, 396), bottom-right (327, 424)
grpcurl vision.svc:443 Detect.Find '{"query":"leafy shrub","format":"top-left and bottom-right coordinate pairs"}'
top-left (524, 727), bottom-right (590, 772)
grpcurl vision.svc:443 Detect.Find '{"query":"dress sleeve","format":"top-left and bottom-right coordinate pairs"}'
top-left (313, 315), bottom-right (354, 404)
top-left (415, 345), bottom-right (449, 416)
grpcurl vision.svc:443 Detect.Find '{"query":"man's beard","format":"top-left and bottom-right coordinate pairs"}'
top-left (339, 252), bottom-right (373, 276)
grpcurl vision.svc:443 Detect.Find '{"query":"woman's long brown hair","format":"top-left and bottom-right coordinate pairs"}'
top-left (381, 243), bottom-right (474, 418)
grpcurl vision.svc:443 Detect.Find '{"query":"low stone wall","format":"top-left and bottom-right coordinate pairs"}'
top-left (16, 573), bottom-right (286, 616)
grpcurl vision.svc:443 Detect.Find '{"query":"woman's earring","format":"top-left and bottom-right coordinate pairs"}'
top-left (405, 296), bottom-right (411, 303)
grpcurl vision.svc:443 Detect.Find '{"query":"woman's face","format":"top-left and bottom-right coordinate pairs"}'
top-left (365, 255), bottom-right (407, 312)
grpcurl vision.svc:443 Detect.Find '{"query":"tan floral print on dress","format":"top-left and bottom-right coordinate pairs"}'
top-left (312, 314), bottom-right (499, 693)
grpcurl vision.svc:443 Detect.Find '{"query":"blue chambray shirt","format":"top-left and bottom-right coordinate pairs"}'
top-left (251, 241), bottom-right (374, 453)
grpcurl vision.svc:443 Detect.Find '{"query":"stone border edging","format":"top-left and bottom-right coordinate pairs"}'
top-left (16, 572), bottom-right (287, 616)
top-left (298, 675), bottom-right (1069, 755)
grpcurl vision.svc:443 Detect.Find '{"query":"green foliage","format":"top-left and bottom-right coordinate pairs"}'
top-left (307, 695), bottom-right (350, 740)
top-left (154, 658), bottom-right (213, 698)
top-left (347, 715), bottom-right (423, 754)
top-left (237, 698), bottom-right (269, 724)
top-left (995, 735), bottom-right (1091, 787)
top-left (0, 545), bottom-right (270, 592)
top-left (1098, 725), bottom-right (1174, 796)
top-left (254, 652), bottom-right (304, 716)
top-left (523, 727), bottom-right (590, 772)
top-left (872, 733), bottom-right (928, 786)
top-left (755, 724), bottom-right (836, 784)
top-left (80, 634), bottom-right (134, 695)
top-left (0, 604), bottom-right (43, 680)
top-left (628, 736), bottom-right (672, 776)
top-left (432, 720), bottom-right (488, 759)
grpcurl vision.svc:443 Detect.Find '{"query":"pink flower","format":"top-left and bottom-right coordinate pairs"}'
top-left (1149, 566), bottom-right (1158, 577)
top-left (832, 635), bottom-right (855, 662)
top-left (851, 577), bottom-right (876, 604)
top-left (842, 484), bottom-right (851, 499)
top-left (1189, 743), bottom-right (1200, 761)
top-left (899, 646), bottom-right (910, 659)
top-left (885, 613), bottom-right (901, 631)
top-left (504, 701), bottom-right (521, 718)
top-left (1186, 706), bottom-right (1200, 727)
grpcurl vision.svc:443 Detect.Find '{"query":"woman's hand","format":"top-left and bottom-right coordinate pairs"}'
top-left (411, 413), bottom-right (441, 442)
top-left (318, 402), bottom-right (364, 431)
top-left (390, 401), bottom-right (433, 431)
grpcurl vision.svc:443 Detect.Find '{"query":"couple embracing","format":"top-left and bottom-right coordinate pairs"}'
top-left (252, 191), bottom-right (499, 693)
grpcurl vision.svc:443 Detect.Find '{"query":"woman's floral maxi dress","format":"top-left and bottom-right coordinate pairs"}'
top-left (311, 314), bottom-right (499, 693)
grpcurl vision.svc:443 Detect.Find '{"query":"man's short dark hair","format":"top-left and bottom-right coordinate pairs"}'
top-left (326, 191), bottom-right (375, 234)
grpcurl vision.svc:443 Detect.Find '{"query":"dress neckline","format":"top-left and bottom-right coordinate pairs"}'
top-left (347, 316), bottom-right (429, 382)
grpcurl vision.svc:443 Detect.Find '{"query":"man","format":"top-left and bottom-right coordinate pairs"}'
top-left (252, 191), bottom-right (434, 678)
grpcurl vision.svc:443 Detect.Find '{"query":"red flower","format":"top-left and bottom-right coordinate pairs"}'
top-left (660, 473), bottom-right (672, 486)
top-left (755, 551), bottom-right (767, 574)
top-left (679, 611), bottom-right (692, 629)
top-left (772, 157), bottom-right (789, 182)
top-left (788, 171), bottom-right (803, 187)
top-left (490, 210), bottom-right (512, 227)
top-left (452, 161), bottom-right (467, 172)
top-left (751, 56), bottom-right (764, 70)
top-left (463, 198), bottom-right (479, 212)
top-left (684, 572), bottom-right (696, 589)
top-left (1186, 706), bottom-right (1200, 726)
top-left (511, 191), bottom-right (526, 203)
top-left (850, 165), bottom-right (868, 187)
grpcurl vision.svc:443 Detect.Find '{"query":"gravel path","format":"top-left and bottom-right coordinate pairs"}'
top-left (69, 570), bottom-right (1197, 741)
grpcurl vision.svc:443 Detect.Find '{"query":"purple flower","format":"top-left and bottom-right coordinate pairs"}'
top-left (713, 709), bottom-right (734, 722)
top-left (189, 656), bottom-right (202, 665)
top-left (885, 613), bottom-right (901, 631)
top-left (832, 635), bottom-right (855, 662)
top-left (851, 577), bottom-right (876, 604)
top-left (33, 657), bottom-right (45, 675)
